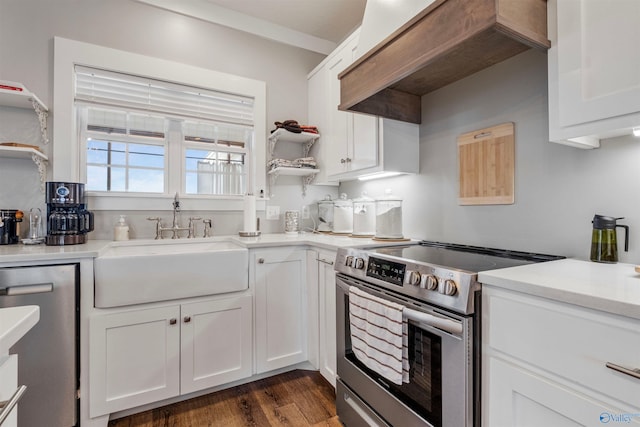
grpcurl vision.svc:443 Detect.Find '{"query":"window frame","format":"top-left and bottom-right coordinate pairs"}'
top-left (53, 37), bottom-right (267, 211)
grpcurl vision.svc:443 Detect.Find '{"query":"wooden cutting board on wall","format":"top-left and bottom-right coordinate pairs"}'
top-left (458, 122), bottom-right (514, 205)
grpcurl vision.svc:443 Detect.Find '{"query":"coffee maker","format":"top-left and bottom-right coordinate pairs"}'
top-left (45, 182), bottom-right (94, 246)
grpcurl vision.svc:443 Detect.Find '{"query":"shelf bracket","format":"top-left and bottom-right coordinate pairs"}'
top-left (301, 174), bottom-right (316, 197)
top-left (31, 153), bottom-right (48, 193)
top-left (268, 170), bottom-right (279, 197)
top-left (30, 98), bottom-right (49, 145)
top-left (302, 138), bottom-right (318, 157)
top-left (268, 134), bottom-right (278, 158)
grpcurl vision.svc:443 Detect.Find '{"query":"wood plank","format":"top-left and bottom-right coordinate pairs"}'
top-left (108, 370), bottom-right (336, 427)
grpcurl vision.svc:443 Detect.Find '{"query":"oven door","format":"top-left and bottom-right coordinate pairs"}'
top-left (336, 273), bottom-right (474, 427)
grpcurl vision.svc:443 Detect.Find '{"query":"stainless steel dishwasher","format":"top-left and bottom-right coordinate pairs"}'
top-left (0, 264), bottom-right (79, 427)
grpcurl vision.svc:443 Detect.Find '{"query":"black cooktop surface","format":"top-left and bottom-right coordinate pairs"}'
top-left (372, 241), bottom-right (564, 273)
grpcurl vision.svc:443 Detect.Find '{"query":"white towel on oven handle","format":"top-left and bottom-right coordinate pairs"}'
top-left (349, 286), bottom-right (409, 385)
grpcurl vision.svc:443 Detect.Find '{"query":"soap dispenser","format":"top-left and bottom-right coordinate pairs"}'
top-left (114, 215), bottom-right (130, 241)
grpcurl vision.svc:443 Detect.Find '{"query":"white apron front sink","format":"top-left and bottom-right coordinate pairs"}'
top-left (94, 239), bottom-right (248, 307)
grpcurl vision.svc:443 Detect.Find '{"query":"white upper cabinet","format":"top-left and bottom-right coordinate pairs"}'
top-left (548, 0), bottom-right (640, 148)
top-left (308, 28), bottom-right (419, 183)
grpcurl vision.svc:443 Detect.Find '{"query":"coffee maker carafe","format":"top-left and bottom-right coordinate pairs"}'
top-left (45, 182), bottom-right (94, 246)
top-left (590, 214), bottom-right (629, 263)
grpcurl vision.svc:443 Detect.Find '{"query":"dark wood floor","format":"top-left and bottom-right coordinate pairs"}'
top-left (108, 370), bottom-right (341, 427)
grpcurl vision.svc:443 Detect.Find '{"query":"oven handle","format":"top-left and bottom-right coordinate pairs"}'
top-left (344, 391), bottom-right (387, 427)
top-left (404, 307), bottom-right (463, 335)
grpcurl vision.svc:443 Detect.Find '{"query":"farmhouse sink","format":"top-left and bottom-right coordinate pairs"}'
top-left (94, 239), bottom-right (249, 307)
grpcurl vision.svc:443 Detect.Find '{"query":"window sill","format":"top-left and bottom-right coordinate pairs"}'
top-left (87, 192), bottom-right (267, 212)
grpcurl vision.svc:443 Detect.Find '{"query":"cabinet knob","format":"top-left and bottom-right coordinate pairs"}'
top-left (340, 158), bottom-right (346, 164)
top-left (346, 157), bottom-right (352, 163)
top-left (258, 258), bottom-right (265, 264)
top-left (169, 318), bottom-right (177, 325)
top-left (184, 316), bottom-right (191, 323)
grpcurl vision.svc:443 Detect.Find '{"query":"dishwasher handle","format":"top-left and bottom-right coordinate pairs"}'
top-left (0, 283), bottom-right (53, 296)
top-left (0, 385), bottom-right (27, 426)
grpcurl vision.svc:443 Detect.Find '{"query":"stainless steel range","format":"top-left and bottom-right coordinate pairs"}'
top-left (335, 241), bottom-right (563, 427)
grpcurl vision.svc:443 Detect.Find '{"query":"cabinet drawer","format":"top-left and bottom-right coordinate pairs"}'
top-left (484, 288), bottom-right (640, 409)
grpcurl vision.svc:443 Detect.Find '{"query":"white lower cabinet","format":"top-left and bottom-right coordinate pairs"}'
top-left (89, 294), bottom-right (252, 417)
top-left (0, 355), bottom-right (18, 427)
top-left (482, 287), bottom-right (640, 426)
top-left (487, 357), bottom-right (624, 427)
top-left (317, 250), bottom-right (337, 387)
top-left (253, 247), bottom-right (309, 374)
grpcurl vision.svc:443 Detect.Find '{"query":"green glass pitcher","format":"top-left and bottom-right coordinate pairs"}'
top-left (590, 215), bottom-right (629, 263)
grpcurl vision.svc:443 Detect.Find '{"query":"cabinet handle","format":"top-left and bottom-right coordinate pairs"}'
top-left (606, 362), bottom-right (640, 380)
top-left (258, 258), bottom-right (265, 264)
top-left (318, 259), bottom-right (334, 265)
top-left (0, 385), bottom-right (27, 426)
top-left (0, 283), bottom-right (53, 296)
top-left (169, 318), bottom-right (177, 325)
top-left (346, 157), bottom-right (352, 163)
top-left (184, 316), bottom-right (191, 323)
top-left (340, 158), bottom-right (346, 164)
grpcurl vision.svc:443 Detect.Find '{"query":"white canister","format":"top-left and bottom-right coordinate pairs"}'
top-left (352, 192), bottom-right (375, 237)
top-left (317, 195), bottom-right (334, 232)
top-left (333, 193), bottom-right (353, 234)
top-left (375, 189), bottom-right (403, 239)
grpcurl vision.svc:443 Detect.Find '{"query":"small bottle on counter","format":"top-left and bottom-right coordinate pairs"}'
top-left (114, 215), bottom-right (130, 241)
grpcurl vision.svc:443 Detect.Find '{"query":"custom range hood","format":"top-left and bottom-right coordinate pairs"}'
top-left (338, 0), bottom-right (550, 124)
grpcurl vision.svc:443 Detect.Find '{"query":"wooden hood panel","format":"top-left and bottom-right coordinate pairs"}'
top-left (338, 0), bottom-right (550, 124)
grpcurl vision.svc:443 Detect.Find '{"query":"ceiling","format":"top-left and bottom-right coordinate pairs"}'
top-left (136, 0), bottom-right (367, 55)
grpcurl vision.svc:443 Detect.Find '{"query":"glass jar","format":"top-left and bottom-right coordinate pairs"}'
top-left (352, 192), bottom-right (375, 237)
top-left (333, 193), bottom-right (353, 234)
top-left (375, 189), bottom-right (403, 239)
top-left (317, 195), bottom-right (334, 232)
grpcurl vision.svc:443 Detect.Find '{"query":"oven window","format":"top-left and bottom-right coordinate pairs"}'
top-left (344, 298), bottom-right (443, 426)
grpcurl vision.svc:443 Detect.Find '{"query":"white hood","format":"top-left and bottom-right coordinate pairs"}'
top-left (357, 0), bottom-right (436, 58)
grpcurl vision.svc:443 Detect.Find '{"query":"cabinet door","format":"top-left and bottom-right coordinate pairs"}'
top-left (549, 0), bottom-right (640, 145)
top-left (254, 248), bottom-right (308, 373)
top-left (180, 295), bottom-right (253, 394)
top-left (318, 250), bottom-right (337, 388)
top-left (308, 66), bottom-right (335, 185)
top-left (485, 356), bottom-right (640, 426)
top-left (327, 46), bottom-right (352, 176)
top-left (89, 306), bottom-right (180, 417)
top-left (348, 43), bottom-right (378, 173)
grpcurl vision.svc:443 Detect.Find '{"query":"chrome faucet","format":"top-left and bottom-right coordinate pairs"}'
top-left (146, 193), bottom-right (191, 239)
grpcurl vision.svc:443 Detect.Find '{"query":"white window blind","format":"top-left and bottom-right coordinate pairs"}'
top-left (75, 65), bottom-right (255, 127)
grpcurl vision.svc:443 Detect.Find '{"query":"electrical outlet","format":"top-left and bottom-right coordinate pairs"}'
top-left (301, 205), bottom-right (310, 219)
top-left (266, 205), bottom-right (280, 220)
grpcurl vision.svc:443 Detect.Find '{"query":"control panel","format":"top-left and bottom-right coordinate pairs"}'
top-left (335, 247), bottom-right (479, 315)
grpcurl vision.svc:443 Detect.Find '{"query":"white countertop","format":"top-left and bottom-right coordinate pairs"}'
top-left (0, 305), bottom-right (39, 355)
top-left (0, 233), bottom-right (415, 264)
top-left (479, 258), bottom-right (640, 320)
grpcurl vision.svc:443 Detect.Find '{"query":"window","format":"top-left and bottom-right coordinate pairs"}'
top-left (75, 66), bottom-right (253, 197)
top-left (53, 37), bottom-right (267, 211)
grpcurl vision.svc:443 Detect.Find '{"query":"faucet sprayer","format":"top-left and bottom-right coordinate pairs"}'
top-left (173, 192), bottom-right (181, 212)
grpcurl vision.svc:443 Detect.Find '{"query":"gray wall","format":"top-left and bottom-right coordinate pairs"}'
top-left (0, 0), bottom-right (337, 239)
top-left (341, 49), bottom-right (640, 263)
